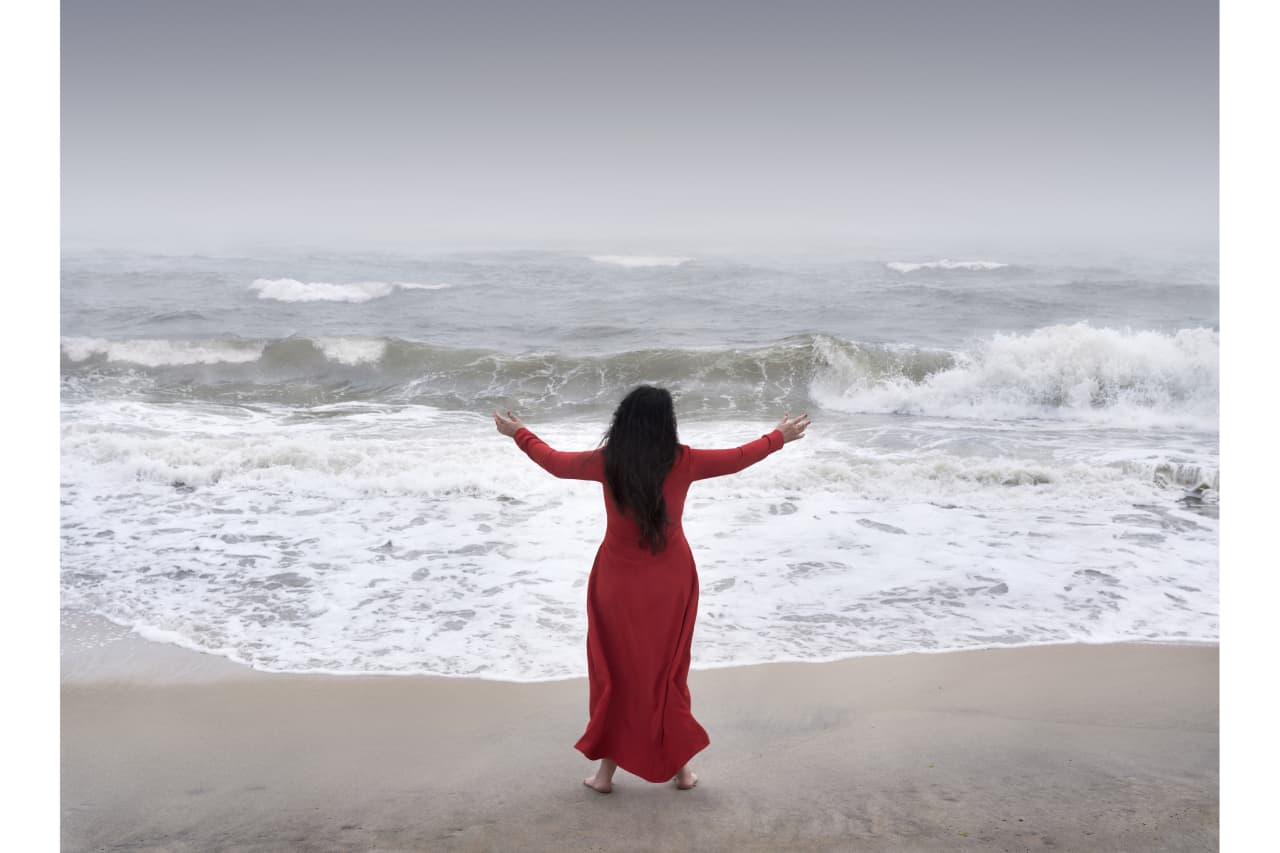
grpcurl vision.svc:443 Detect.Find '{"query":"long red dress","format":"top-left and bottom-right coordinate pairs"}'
top-left (513, 425), bottom-right (786, 782)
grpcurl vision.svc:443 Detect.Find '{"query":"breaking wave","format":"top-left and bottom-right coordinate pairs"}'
top-left (60, 336), bottom-right (266, 366)
top-left (61, 324), bottom-right (1218, 429)
top-left (809, 323), bottom-right (1217, 428)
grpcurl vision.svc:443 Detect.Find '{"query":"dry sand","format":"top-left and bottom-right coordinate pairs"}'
top-left (62, 632), bottom-right (1217, 852)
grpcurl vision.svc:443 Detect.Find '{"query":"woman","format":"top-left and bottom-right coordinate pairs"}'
top-left (494, 385), bottom-right (811, 793)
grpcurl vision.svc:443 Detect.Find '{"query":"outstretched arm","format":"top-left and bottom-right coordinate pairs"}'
top-left (495, 411), bottom-right (603, 481)
top-left (687, 429), bottom-right (784, 480)
top-left (686, 413), bottom-right (810, 481)
top-left (513, 427), bottom-right (604, 481)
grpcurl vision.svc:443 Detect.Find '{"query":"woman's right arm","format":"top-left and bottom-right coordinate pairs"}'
top-left (687, 429), bottom-right (785, 480)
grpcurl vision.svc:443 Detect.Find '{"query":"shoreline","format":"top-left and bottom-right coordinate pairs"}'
top-left (62, 608), bottom-right (1218, 686)
top-left (63, 616), bottom-right (1218, 852)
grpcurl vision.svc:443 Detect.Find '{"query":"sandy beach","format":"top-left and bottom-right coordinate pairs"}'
top-left (62, 623), bottom-right (1218, 852)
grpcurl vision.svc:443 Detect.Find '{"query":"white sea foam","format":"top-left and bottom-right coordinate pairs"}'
top-left (59, 401), bottom-right (1212, 496)
top-left (249, 278), bottom-right (450, 303)
top-left (60, 404), bottom-right (1218, 681)
top-left (588, 255), bottom-right (693, 268)
top-left (61, 336), bottom-right (265, 366)
top-left (886, 259), bottom-right (1009, 273)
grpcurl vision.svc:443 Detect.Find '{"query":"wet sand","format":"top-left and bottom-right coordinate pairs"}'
top-left (62, 631), bottom-right (1217, 852)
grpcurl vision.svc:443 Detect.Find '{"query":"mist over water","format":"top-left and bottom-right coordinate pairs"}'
top-left (62, 0), bottom-right (1216, 253)
top-left (59, 247), bottom-right (1219, 679)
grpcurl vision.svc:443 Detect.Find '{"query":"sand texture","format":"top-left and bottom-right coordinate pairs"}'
top-left (62, 641), bottom-right (1218, 852)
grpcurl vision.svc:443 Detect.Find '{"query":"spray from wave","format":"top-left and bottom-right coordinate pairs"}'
top-left (810, 323), bottom-right (1218, 428)
top-left (310, 337), bottom-right (388, 365)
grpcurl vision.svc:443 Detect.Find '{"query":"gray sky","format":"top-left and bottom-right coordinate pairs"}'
top-left (62, 0), bottom-right (1218, 254)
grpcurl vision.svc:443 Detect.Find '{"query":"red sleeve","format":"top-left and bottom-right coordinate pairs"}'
top-left (686, 429), bottom-right (785, 481)
top-left (513, 427), bottom-right (604, 482)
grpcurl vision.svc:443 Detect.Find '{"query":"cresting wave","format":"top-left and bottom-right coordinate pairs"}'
top-left (61, 336), bottom-right (266, 366)
top-left (886, 259), bottom-right (1010, 273)
top-left (249, 278), bottom-right (450, 303)
top-left (61, 324), bottom-right (1218, 428)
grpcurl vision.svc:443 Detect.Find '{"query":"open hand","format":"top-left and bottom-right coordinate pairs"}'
top-left (494, 409), bottom-right (526, 437)
top-left (776, 412), bottom-right (811, 443)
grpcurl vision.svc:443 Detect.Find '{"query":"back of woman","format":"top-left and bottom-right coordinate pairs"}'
top-left (494, 385), bottom-right (810, 791)
top-left (599, 430), bottom-right (790, 561)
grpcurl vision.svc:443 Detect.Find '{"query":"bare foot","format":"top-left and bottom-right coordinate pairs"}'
top-left (583, 776), bottom-right (612, 794)
top-left (674, 767), bottom-right (698, 790)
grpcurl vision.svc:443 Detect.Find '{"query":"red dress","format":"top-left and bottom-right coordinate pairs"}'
top-left (513, 425), bottom-right (786, 782)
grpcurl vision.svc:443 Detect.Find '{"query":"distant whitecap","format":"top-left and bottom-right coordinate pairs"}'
top-left (886, 259), bottom-right (1009, 273)
top-left (587, 255), bottom-right (693, 268)
top-left (249, 278), bottom-right (450, 303)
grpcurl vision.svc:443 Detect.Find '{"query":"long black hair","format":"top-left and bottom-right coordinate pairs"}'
top-left (599, 385), bottom-right (679, 554)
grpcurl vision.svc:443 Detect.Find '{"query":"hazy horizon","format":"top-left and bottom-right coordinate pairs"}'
top-left (62, 0), bottom-right (1218, 257)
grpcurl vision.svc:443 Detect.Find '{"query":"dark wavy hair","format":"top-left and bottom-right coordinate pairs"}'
top-left (598, 385), bottom-right (679, 554)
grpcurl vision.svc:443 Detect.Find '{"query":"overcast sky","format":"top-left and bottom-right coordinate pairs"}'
top-left (61, 0), bottom-right (1218, 254)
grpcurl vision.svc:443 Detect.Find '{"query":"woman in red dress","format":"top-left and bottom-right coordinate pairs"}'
top-left (494, 386), bottom-right (810, 792)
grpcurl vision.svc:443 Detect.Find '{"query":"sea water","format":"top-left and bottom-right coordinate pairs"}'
top-left (60, 247), bottom-right (1219, 681)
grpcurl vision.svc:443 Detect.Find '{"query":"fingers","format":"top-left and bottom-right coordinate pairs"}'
top-left (782, 411), bottom-right (812, 440)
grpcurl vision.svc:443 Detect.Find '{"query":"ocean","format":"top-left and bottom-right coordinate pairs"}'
top-left (60, 246), bottom-right (1219, 681)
